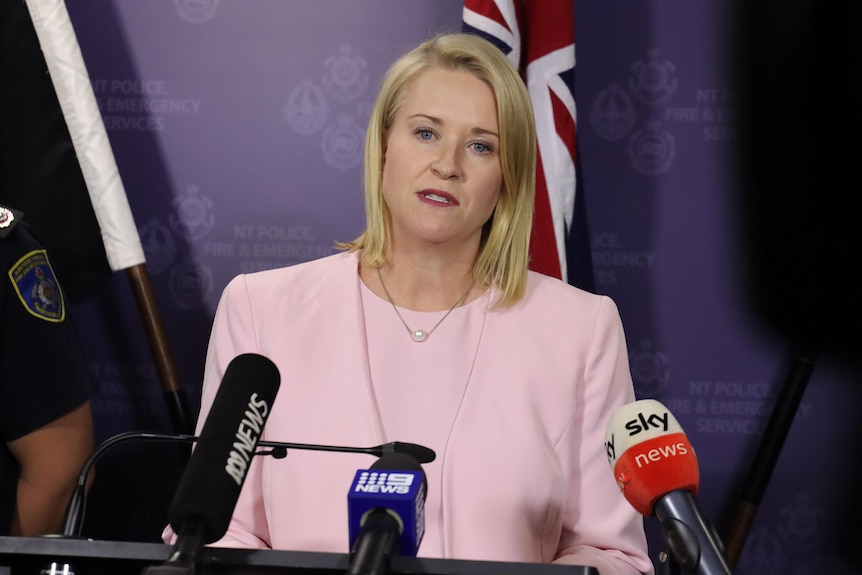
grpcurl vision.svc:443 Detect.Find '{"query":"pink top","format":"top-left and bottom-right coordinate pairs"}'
top-left (361, 279), bottom-right (492, 558)
top-left (164, 251), bottom-right (654, 575)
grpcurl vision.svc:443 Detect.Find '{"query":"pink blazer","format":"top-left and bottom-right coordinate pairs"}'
top-left (164, 252), bottom-right (653, 575)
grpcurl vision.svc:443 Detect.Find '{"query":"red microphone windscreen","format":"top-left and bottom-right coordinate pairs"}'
top-left (605, 399), bottom-right (699, 516)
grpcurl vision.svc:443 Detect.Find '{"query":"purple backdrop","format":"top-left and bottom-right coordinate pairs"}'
top-left (62, 1), bottom-right (860, 573)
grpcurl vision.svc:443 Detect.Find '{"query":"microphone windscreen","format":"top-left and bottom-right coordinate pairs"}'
top-left (347, 452), bottom-right (427, 556)
top-left (168, 353), bottom-right (280, 543)
top-left (604, 399), bottom-right (699, 516)
top-left (391, 442), bottom-right (436, 464)
top-left (371, 452), bottom-right (425, 474)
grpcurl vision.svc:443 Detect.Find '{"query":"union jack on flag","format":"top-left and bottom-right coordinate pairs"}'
top-left (463, 0), bottom-right (593, 290)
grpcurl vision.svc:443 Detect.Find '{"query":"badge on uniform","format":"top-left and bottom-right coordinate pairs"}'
top-left (0, 205), bottom-right (24, 239)
top-left (8, 249), bottom-right (66, 322)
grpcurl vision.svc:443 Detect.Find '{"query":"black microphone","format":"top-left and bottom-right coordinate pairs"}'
top-left (142, 353), bottom-right (280, 575)
top-left (62, 434), bottom-right (435, 539)
top-left (346, 453), bottom-right (427, 575)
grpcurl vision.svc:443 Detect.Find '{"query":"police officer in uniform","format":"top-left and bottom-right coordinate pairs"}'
top-left (0, 204), bottom-right (94, 536)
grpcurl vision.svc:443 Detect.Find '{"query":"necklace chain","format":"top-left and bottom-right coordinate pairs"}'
top-left (376, 267), bottom-right (473, 343)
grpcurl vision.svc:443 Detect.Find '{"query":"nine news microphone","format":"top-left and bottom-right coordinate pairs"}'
top-left (605, 399), bottom-right (733, 575)
top-left (346, 453), bottom-right (427, 575)
top-left (142, 353), bottom-right (281, 575)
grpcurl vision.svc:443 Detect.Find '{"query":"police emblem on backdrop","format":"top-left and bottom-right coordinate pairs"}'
top-left (739, 528), bottom-right (787, 575)
top-left (778, 492), bottom-right (826, 552)
top-left (628, 121), bottom-right (676, 175)
top-left (174, 0), bottom-right (219, 24)
top-left (589, 84), bottom-right (638, 142)
top-left (284, 80), bottom-right (330, 136)
top-left (169, 184), bottom-right (215, 241)
top-left (8, 249), bottom-right (66, 322)
top-left (139, 219), bottom-right (179, 275)
top-left (628, 339), bottom-right (670, 396)
top-left (169, 257), bottom-right (213, 309)
top-left (322, 116), bottom-right (365, 170)
top-left (629, 48), bottom-right (678, 107)
top-left (322, 45), bottom-right (368, 102)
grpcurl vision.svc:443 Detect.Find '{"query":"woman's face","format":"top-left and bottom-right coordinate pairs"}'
top-left (381, 67), bottom-right (502, 255)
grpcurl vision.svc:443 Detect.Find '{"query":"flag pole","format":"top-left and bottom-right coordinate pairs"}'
top-left (126, 264), bottom-right (195, 437)
top-left (24, 0), bottom-right (195, 438)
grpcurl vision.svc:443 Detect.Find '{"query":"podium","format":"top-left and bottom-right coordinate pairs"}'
top-left (0, 536), bottom-right (599, 575)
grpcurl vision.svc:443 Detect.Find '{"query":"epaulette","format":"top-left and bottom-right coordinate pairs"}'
top-left (0, 205), bottom-right (24, 239)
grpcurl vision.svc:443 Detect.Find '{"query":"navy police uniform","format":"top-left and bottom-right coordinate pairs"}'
top-left (0, 205), bottom-right (93, 535)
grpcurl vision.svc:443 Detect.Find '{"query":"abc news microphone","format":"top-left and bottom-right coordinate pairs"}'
top-left (141, 353), bottom-right (281, 575)
top-left (346, 452), bottom-right (427, 575)
top-left (605, 399), bottom-right (733, 575)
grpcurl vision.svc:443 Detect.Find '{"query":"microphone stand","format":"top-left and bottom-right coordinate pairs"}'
top-left (722, 345), bottom-right (816, 567)
top-left (140, 517), bottom-right (206, 575)
top-left (656, 549), bottom-right (682, 575)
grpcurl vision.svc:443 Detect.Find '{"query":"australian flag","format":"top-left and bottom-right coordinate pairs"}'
top-left (463, 0), bottom-right (594, 291)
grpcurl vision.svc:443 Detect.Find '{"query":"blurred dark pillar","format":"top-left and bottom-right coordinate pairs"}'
top-left (725, 1), bottom-right (861, 567)
top-left (733, 1), bottom-right (861, 359)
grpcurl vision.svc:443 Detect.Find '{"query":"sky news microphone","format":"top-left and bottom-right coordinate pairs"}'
top-left (142, 353), bottom-right (280, 575)
top-left (605, 399), bottom-right (733, 575)
top-left (346, 452), bottom-right (427, 575)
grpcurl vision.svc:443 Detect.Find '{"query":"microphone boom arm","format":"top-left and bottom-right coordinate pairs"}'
top-left (63, 432), bottom-right (435, 538)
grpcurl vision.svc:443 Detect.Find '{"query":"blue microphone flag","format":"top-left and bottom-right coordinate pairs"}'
top-left (347, 454), bottom-right (426, 557)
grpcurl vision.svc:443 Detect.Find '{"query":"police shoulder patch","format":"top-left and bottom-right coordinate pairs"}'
top-left (8, 249), bottom-right (66, 322)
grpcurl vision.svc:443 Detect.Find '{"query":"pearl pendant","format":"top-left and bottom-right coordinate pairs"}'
top-left (411, 329), bottom-right (429, 342)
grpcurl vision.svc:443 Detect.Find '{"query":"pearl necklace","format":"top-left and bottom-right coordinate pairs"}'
top-left (376, 267), bottom-right (474, 342)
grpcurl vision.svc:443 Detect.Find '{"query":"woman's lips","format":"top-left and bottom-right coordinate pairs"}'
top-left (418, 190), bottom-right (458, 205)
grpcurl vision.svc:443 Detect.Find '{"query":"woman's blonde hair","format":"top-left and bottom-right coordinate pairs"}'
top-left (339, 33), bottom-right (536, 307)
